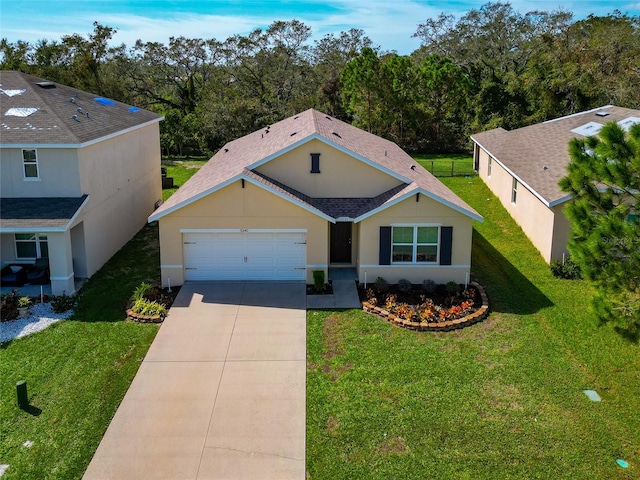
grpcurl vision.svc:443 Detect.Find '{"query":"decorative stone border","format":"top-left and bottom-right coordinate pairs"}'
top-left (362, 281), bottom-right (489, 332)
top-left (126, 308), bottom-right (165, 324)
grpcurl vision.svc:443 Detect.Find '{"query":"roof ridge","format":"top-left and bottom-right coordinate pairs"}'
top-left (543, 105), bottom-right (614, 124)
top-left (310, 108), bottom-right (320, 133)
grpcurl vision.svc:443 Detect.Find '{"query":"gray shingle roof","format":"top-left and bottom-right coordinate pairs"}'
top-left (0, 71), bottom-right (161, 146)
top-left (151, 109), bottom-right (481, 222)
top-left (471, 105), bottom-right (640, 206)
top-left (0, 196), bottom-right (88, 229)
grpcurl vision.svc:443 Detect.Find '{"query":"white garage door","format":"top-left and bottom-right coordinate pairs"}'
top-left (183, 231), bottom-right (306, 281)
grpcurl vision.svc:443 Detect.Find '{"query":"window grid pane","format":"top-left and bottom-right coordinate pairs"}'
top-left (392, 245), bottom-right (413, 262)
top-left (417, 245), bottom-right (438, 262)
top-left (417, 227), bottom-right (438, 244)
top-left (16, 242), bottom-right (37, 258)
top-left (23, 149), bottom-right (37, 162)
top-left (40, 242), bottom-right (49, 258)
top-left (392, 227), bottom-right (413, 244)
top-left (24, 164), bottom-right (38, 177)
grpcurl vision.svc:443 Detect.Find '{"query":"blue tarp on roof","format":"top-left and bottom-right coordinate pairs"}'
top-left (94, 97), bottom-right (116, 106)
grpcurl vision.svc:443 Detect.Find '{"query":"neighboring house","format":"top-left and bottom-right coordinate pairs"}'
top-left (0, 71), bottom-right (163, 294)
top-left (149, 109), bottom-right (482, 287)
top-left (471, 105), bottom-right (640, 263)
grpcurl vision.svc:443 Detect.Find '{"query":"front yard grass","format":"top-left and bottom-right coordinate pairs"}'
top-left (0, 225), bottom-right (161, 480)
top-left (307, 177), bottom-right (639, 479)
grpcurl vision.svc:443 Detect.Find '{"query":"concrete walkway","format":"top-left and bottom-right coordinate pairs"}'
top-left (83, 282), bottom-right (306, 480)
top-left (305, 279), bottom-right (362, 309)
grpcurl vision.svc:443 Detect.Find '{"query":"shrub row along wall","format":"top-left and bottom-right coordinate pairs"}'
top-left (362, 282), bottom-right (489, 332)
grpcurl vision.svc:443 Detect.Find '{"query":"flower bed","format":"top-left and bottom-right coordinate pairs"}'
top-left (125, 283), bottom-right (180, 323)
top-left (361, 281), bottom-right (489, 332)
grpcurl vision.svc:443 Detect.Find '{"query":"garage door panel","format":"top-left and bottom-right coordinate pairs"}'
top-left (184, 231), bottom-right (307, 281)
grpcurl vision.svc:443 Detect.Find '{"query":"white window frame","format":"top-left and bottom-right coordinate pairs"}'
top-left (488, 157), bottom-right (492, 177)
top-left (22, 149), bottom-right (40, 180)
top-left (391, 225), bottom-right (440, 264)
top-left (15, 233), bottom-right (48, 259)
top-left (512, 178), bottom-right (518, 204)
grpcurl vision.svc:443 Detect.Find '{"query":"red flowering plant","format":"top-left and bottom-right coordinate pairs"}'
top-left (381, 287), bottom-right (477, 324)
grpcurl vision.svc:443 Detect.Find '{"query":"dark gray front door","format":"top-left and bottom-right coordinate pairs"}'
top-left (330, 222), bottom-right (352, 263)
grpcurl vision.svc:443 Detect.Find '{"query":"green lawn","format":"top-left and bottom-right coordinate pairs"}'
top-left (0, 225), bottom-right (161, 480)
top-left (2, 161), bottom-right (638, 479)
top-left (414, 153), bottom-right (475, 177)
top-left (306, 177), bottom-right (639, 479)
top-left (162, 157), bottom-right (208, 201)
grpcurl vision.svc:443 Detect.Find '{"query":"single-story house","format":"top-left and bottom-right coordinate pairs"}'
top-left (149, 109), bottom-right (482, 287)
top-left (471, 105), bottom-right (640, 263)
top-left (0, 71), bottom-right (163, 294)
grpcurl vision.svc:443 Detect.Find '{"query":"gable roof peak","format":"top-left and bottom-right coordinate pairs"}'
top-left (150, 108), bottom-right (482, 222)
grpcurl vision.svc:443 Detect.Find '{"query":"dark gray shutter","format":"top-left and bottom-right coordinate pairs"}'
top-left (310, 153), bottom-right (320, 173)
top-left (440, 226), bottom-right (453, 266)
top-left (379, 226), bottom-right (391, 265)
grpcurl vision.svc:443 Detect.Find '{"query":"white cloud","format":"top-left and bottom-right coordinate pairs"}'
top-left (2, 0), bottom-right (638, 56)
top-left (0, 1), bottom-right (443, 54)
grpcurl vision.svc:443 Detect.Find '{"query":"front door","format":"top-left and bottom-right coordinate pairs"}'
top-left (330, 222), bottom-right (352, 264)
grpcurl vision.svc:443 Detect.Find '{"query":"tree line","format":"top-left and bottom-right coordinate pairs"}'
top-left (1, 2), bottom-right (639, 156)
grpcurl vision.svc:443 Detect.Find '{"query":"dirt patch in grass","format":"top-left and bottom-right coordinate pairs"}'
top-left (321, 314), bottom-right (353, 381)
top-left (322, 314), bottom-right (347, 360)
top-left (326, 416), bottom-right (340, 435)
top-left (377, 436), bottom-right (409, 455)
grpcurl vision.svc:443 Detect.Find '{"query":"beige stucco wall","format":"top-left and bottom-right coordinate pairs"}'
top-left (0, 147), bottom-right (81, 197)
top-left (476, 146), bottom-right (557, 262)
top-left (77, 124), bottom-right (162, 276)
top-left (357, 194), bottom-right (474, 284)
top-left (550, 203), bottom-right (572, 262)
top-left (157, 180), bottom-right (329, 286)
top-left (254, 139), bottom-right (402, 198)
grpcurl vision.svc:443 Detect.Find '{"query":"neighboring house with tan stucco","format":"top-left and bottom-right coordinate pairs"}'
top-left (0, 71), bottom-right (163, 294)
top-left (471, 105), bottom-right (640, 263)
top-left (149, 109), bottom-right (482, 287)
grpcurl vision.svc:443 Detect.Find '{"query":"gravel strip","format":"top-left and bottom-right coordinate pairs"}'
top-left (0, 303), bottom-right (73, 344)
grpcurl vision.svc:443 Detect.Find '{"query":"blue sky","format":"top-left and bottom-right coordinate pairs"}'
top-left (2, 0), bottom-right (640, 54)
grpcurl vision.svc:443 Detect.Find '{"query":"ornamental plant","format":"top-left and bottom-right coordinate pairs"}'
top-left (18, 296), bottom-right (31, 308)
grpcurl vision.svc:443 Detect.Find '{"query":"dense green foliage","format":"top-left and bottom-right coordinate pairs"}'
top-left (550, 258), bottom-right (583, 280)
top-left (2, 4), bottom-right (639, 154)
top-left (559, 122), bottom-right (640, 333)
top-left (307, 177), bottom-right (640, 479)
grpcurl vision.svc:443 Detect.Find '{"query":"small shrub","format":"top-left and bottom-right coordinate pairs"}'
top-left (375, 277), bottom-right (389, 293)
top-left (132, 282), bottom-right (152, 301)
top-left (50, 292), bottom-right (75, 313)
top-left (422, 279), bottom-right (437, 294)
top-left (397, 279), bottom-right (412, 292)
top-left (1, 291), bottom-right (19, 321)
top-left (313, 270), bottom-right (326, 293)
top-left (132, 298), bottom-right (167, 317)
top-left (445, 281), bottom-right (460, 295)
top-left (18, 296), bottom-right (32, 308)
top-left (550, 259), bottom-right (582, 280)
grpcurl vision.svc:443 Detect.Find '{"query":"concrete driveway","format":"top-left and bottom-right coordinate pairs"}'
top-left (83, 282), bottom-right (306, 480)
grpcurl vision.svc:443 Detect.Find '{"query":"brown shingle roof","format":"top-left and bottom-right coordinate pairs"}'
top-left (471, 105), bottom-right (640, 206)
top-left (0, 196), bottom-right (88, 229)
top-left (0, 71), bottom-right (161, 145)
top-left (150, 109), bottom-right (481, 222)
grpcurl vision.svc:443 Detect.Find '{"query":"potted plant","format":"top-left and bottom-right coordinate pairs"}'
top-left (17, 296), bottom-right (32, 317)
